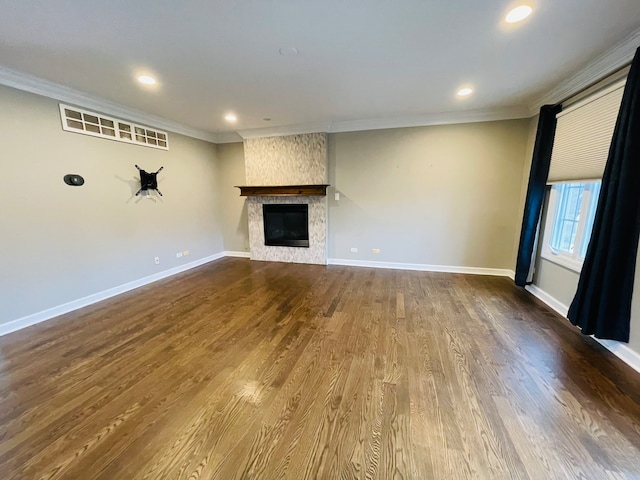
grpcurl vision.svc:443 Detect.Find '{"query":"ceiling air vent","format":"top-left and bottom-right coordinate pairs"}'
top-left (59, 104), bottom-right (169, 150)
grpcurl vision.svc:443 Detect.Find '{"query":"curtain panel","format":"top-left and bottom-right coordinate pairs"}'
top-left (567, 46), bottom-right (640, 342)
top-left (514, 105), bottom-right (562, 286)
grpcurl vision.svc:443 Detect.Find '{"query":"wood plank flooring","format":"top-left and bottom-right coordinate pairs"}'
top-left (1, 258), bottom-right (640, 479)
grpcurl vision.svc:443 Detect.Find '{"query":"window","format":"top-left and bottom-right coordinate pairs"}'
top-left (541, 181), bottom-right (601, 272)
top-left (59, 104), bottom-right (169, 150)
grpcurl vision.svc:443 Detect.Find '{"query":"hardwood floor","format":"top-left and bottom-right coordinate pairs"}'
top-left (1, 258), bottom-right (640, 479)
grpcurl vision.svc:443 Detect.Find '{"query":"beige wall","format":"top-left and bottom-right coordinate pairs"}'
top-left (0, 84), bottom-right (224, 326)
top-left (534, 260), bottom-right (579, 305)
top-left (328, 120), bottom-right (530, 269)
top-left (216, 142), bottom-right (249, 253)
top-left (216, 121), bottom-right (531, 270)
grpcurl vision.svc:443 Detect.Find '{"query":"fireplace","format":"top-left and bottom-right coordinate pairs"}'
top-left (241, 132), bottom-right (328, 264)
top-left (263, 204), bottom-right (309, 248)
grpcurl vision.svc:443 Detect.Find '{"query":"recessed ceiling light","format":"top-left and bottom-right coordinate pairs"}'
top-left (137, 75), bottom-right (156, 85)
top-left (457, 87), bottom-right (474, 97)
top-left (224, 113), bottom-right (237, 122)
top-left (279, 47), bottom-right (299, 56)
top-left (505, 5), bottom-right (533, 23)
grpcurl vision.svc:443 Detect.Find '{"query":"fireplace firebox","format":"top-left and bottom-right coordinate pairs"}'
top-left (263, 204), bottom-right (309, 248)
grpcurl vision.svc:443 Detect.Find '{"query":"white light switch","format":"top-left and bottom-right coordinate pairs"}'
top-left (335, 192), bottom-right (340, 201)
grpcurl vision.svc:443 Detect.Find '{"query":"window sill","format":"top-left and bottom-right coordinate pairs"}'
top-left (540, 250), bottom-right (583, 274)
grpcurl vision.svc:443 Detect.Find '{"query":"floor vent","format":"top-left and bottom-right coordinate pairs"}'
top-left (59, 104), bottom-right (169, 150)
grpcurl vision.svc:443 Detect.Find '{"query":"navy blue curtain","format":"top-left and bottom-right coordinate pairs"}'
top-left (567, 47), bottom-right (640, 342)
top-left (515, 105), bottom-right (562, 286)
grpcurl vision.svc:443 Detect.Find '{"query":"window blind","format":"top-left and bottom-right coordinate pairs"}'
top-left (548, 80), bottom-right (625, 183)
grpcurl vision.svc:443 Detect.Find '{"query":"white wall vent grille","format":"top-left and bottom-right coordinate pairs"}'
top-left (59, 104), bottom-right (169, 150)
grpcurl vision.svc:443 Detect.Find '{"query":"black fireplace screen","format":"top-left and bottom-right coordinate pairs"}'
top-left (263, 204), bottom-right (309, 248)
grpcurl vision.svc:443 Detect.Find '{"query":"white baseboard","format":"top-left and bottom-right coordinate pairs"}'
top-left (0, 252), bottom-right (226, 337)
top-left (525, 285), bottom-right (569, 316)
top-left (223, 250), bottom-right (251, 258)
top-left (327, 258), bottom-right (515, 278)
top-left (10, 253), bottom-right (640, 376)
top-left (594, 339), bottom-right (640, 374)
top-left (0, 254), bottom-right (513, 337)
top-left (525, 284), bottom-right (640, 374)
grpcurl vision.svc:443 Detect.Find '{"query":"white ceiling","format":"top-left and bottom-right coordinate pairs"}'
top-left (0, 0), bottom-right (639, 142)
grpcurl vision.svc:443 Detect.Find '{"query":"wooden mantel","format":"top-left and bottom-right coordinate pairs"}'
top-left (235, 184), bottom-right (330, 197)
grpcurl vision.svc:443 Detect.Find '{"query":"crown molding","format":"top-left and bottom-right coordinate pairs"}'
top-left (236, 106), bottom-right (531, 140)
top-left (327, 106), bottom-right (532, 133)
top-left (1, 66), bottom-right (530, 144)
top-left (0, 66), bottom-right (219, 144)
top-left (215, 131), bottom-right (244, 143)
top-left (238, 122), bottom-right (332, 139)
top-left (528, 27), bottom-right (640, 114)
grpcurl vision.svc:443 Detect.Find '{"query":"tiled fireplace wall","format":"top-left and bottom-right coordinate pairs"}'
top-left (243, 133), bottom-right (328, 265)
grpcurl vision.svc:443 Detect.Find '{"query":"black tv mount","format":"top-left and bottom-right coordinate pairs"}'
top-left (135, 165), bottom-right (163, 196)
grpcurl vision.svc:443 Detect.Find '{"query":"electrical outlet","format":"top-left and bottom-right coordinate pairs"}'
top-left (183, 250), bottom-right (189, 256)
top-left (350, 247), bottom-right (358, 253)
top-left (154, 256), bottom-right (160, 264)
top-left (372, 248), bottom-right (381, 254)
top-left (176, 252), bottom-right (183, 258)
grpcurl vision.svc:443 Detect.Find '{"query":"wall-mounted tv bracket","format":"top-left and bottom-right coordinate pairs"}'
top-left (135, 165), bottom-right (164, 196)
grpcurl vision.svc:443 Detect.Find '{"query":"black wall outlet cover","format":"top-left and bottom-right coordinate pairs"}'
top-left (63, 174), bottom-right (85, 186)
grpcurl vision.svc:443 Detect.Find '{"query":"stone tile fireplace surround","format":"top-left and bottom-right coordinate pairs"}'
top-left (243, 133), bottom-right (328, 265)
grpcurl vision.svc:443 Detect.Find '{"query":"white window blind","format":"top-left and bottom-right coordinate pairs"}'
top-left (548, 80), bottom-right (625, 183)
